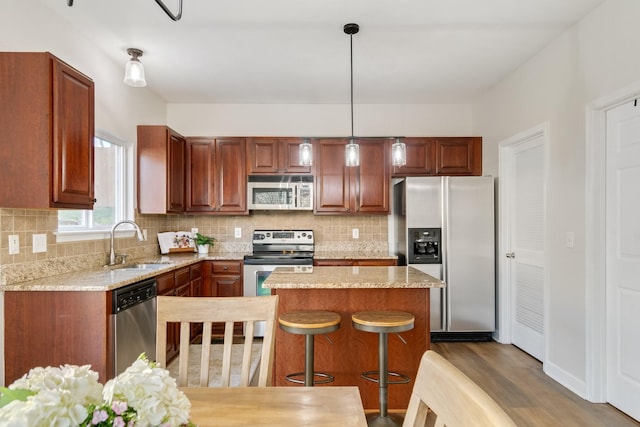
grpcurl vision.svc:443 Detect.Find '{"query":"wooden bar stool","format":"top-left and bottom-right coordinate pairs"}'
top-left (278, 310), bottom-right (341, 386)
top-left (352, 310), bottom-right (415, 427)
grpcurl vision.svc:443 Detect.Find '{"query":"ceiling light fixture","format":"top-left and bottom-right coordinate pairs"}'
top-left (299, 138), bottom-right (313, 166)
top-left (344, 23), bottom-right (360, 167)
top-left (392, 137), bottom-right (407, 166)
top-left (123, 48), bottom-right (147, 87)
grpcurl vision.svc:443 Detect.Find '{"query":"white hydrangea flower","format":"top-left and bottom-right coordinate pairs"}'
top-left (103, 356), bottom-right (191, 426)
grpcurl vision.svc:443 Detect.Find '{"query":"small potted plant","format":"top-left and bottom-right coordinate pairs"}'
top-left (193, 232), bottom-right (215, 254)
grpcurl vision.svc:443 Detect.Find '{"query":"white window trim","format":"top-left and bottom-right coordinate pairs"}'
top-left (55, 129), bottom-right (135, 243)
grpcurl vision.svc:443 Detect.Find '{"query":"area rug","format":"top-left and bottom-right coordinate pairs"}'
top-left (166, 343), bottom-right (262, 387)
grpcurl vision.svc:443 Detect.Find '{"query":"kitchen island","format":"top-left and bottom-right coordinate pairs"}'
top-left (263, 266), bottom-right (444, 410)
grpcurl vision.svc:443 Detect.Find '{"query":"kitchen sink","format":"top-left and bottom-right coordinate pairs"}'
top-left (115, 263), bottom-right (170, 271)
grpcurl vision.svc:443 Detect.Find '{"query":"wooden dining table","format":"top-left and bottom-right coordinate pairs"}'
top-left (181, 386), bottom-right (368, 426)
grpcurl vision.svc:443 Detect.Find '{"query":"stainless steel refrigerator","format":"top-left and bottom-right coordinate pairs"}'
top-left (394, 176), bottom-right (495, 340)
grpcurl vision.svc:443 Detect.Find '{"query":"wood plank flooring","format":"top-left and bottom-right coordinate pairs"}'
top-left (429, 342), bottom-right (639, 427)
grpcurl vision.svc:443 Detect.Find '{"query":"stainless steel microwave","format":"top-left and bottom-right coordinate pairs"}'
top-left (247, 175), bottom-right (314, 210)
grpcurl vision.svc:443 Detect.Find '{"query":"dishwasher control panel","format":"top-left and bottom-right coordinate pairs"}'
top-left (112, 278), bottom-right (157, 313)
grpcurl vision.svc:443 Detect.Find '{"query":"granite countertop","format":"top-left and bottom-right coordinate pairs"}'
top-left (313, 251), bottom-right (397, 260)
top-left (2, 252), bottom-right (248, 292)
top-left (263, 266), bottom-right (445, 289)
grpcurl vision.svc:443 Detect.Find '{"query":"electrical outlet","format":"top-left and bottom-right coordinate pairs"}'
top-left (191, 228), bottom-right (198, 234)
top-left (565, 232), bottom-right (574, 248)
top-left (235, 227), bottom-right (242, 238)
top-left (352, 228), bottom-right (359, 239)
top-left (33, 234), bottom-right (47, 253)
top-left (8, 235), bottom-right (19, 255)
top-left (142, 229), bottom-right (148, 240)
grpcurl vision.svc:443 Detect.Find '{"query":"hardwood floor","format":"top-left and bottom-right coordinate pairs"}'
top-left (429, 342), bottom-right (639, 427)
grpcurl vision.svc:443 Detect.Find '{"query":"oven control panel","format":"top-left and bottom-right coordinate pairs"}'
top-left (252, 230), bottom-right (314, 244)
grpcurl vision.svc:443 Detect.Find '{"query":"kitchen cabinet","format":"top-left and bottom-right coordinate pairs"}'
top-left (314, 258), bottom-right (398, 266)
top-left (314, 138), bottom-right (390, 214)
top-left (246, 137), bottom-right (312, 175)
top-left (156, 271), bottom-right (179, 363)
top-left (185, 137), bottom-right (248, 214)
top-left (202, 260), bottom-right (244, 335)
top-left (137, 126), bottom-right (185, 214)
top-left (0, 52), bottom-right (95, 209)
top-left (190, 263), bottom-right (203, 340)
top-left (392, 137), bottom-right (482, 177)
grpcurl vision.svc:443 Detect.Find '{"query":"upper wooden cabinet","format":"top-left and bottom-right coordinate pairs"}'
top-left (314, 138), bottom-right (390, 214)
top-left (185, 137), bottom-right (248, 214)
top-left (0, 52), bottom-right (95, 209)
top-left (246, 137), bottom-right (312, 175)
top-left (392, 137), bottom-right (482, 177)
top-left (137, 126), bottom-right (185, 214)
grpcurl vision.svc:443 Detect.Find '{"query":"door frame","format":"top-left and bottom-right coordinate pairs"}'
top-left (585, 80), bottom-right (640, 402)
top-left (496, 123), bottom-right (550, 362)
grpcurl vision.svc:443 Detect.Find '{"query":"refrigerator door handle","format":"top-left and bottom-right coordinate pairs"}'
top-left (443, 177), bottom-right (451, 332)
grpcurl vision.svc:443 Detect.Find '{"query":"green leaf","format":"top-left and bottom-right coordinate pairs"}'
top-left (0, 387), bottom-right (35, 408)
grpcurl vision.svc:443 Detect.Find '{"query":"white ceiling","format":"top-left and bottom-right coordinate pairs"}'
top-left (42, 0), bottom-right (605, 104)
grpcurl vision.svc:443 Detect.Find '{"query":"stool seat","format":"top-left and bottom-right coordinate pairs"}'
top-left (279, 310), bottom-right (341, 331)
top-left (352, 310), bottom-right (414, 333)
top-left (278, 310), bottom-right (341, 386)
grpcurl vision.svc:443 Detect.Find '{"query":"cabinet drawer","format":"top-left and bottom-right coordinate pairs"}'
top-left (156, 272), bottom-right (175, 295)
top-left (175, 267), bottom-right (190, 287)
top-left (212, 261), bottom-right (242, 274)
top-left (190, 262), bottom-right (202, 280)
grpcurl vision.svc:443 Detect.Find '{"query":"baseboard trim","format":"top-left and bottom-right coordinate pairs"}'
top-left (431, 332), bottom-right (493, 342)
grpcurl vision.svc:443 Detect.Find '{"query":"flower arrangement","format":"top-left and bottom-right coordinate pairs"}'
top-left (0, 354), bottom-right (193, 427)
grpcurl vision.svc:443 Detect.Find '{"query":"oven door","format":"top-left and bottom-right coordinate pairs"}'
top-left (243, 261), bottom-right (312, 337)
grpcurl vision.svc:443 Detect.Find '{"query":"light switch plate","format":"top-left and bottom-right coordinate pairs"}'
top-left (565, 232), bottom-right (574, 248)
top-left (8, 235), bottom-right (19, 255)
top-left (33, 234), bottom-right (47, 253)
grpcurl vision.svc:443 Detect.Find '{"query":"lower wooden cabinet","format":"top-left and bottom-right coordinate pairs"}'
top-left (202, 261), bottom-right (244, 336)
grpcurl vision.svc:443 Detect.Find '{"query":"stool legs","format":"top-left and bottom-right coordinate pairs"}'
top-left (304, 334), bottom-right (314, 387)
top-left (378, 332), bottom-right (390, 419)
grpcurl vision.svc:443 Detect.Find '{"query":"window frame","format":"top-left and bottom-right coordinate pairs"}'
top-left (55, 130), bottom-right (135, 243)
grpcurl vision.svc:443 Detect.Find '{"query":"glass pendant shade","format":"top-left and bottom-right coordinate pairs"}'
top-left (345, 140), bottom-right (360, 167)
top-left (123, 48), bottom-right (147, 87)
top-left (299, 139), bottom-right (313, 166)
top-left (392, 138), bottom-right (407, 166)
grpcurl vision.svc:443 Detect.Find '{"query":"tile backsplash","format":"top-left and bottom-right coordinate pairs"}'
top-left (0, 209), bottom-right (389, 285)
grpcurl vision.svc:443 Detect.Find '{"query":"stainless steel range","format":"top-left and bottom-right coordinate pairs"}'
top-left (243, 229), bottom-right (314, 336)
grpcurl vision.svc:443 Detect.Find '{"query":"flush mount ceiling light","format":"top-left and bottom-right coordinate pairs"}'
top-left (123, 48), bottom-right (147, 87)
top-left (344, 23), bottom-right (360, 167)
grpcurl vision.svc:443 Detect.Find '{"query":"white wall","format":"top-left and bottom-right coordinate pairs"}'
top-left (0, 1), bottom-right (167, 144)
top-left (473, 0), bottom-right (640, 396)
top-left (167, 103), bottom-right (473, 137)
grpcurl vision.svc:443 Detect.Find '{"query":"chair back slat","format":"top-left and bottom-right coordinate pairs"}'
top-left (402, 350), bottom-right (516, 427)
top-left (156, 295), bottom-right (279, 388)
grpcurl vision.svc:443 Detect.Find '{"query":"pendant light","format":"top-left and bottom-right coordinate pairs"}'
top-left (299, 138), bottom-right (313, 166)
top-left (392, 137), bottom-right (407, 166)
top-left (344, 23), bottom-right (360, 167)
top-left (123, 48), bottom-right (147, 87)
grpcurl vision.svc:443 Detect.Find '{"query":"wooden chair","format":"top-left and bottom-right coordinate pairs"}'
top-left (156, 295), bottom-right (279, 387)
top-left (402, 350), bottom-right (516, 427)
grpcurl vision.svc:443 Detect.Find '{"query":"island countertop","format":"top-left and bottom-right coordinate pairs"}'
top-left (263, 265), bottom-right (445, 289)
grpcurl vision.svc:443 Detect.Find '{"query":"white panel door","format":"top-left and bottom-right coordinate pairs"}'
top-left (509, 138), bottom-right (545, 361)
top-left (606, 100), bottom-right (640, 420)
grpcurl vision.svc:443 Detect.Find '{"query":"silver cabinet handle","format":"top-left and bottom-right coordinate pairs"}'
top-left (506, 252), bottom-right (515, 258)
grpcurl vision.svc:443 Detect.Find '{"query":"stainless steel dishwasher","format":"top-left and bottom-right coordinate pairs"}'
top-left (112, 277), bottom-right (157, 375)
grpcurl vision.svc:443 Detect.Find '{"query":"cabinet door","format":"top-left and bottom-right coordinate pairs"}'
top-left (167, 131), bottom-right (186, 213)
top-left (156, 272), bottom-right (178, 362)
top-left (435, 137), bottom-right (482, 176)
top-left (51, 58), bottom-right (95, 208)
top-left (186, 138), bottom-right (217, 212)
top-left (355, 139), bottom-right (390, 214)
top-left (216, 138), bottom-right (247, 213)
top-left (392, 138), bottom-right (436, 176)
top-left (247, 138), bottom-right (279, 174)
top-left (314, 139), bottom-right (350, 213)
top-left (281, 138), bottom-right (312, 174)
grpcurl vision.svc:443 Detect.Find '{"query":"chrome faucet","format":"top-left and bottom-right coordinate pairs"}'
top-left (109, 220), bottom-right (146, 266)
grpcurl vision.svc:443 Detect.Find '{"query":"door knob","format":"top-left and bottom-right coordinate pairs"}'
top-left (506, 252), bottom-right (515, 258)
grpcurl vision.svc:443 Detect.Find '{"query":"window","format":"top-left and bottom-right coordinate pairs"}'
top-left (57, 132), bottom-right (133, 241)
